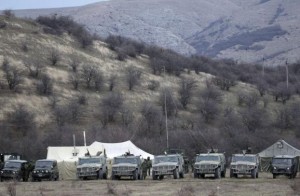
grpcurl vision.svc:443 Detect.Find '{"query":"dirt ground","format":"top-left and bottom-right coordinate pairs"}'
top-left (0, 172), bottom-right (299, 196)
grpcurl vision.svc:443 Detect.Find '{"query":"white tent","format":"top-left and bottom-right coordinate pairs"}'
top-left (46, 140), bottom-right (153, 180)
top-left (47, 145), bottom-right (104, 180)
top-left (90, 141), bottom-right (154, 160)
top-left (258, 140), bottom-right (300, 171)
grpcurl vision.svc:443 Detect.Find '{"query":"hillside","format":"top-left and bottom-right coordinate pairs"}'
top-left (0, 14), bottom-right (300, 160)
top-left (14, 0), bottom-right (300, 66)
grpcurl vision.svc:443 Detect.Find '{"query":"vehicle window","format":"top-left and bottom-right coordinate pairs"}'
top-left (196, 155), bottom-right (220, 162)
top-left (272, 158), bottom-right (292, 165)
top-left (35, 161), bottom-right (53, 168)
top-left (232, 156), bottom-right (256, 162)
top-left (78, 157), bottom-right (104, 165)
top-left (114, 157), bottom-right (138, 164)
top-left (4, 161), bottom-right (22, 169)
top-left (154, 156), bottom-right (178, 164)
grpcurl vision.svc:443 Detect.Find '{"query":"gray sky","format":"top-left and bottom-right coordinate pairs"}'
top-left (0, 0), bottom-right (108, 10)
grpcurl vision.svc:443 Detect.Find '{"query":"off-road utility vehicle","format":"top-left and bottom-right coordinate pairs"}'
top-left (230, 154), bottom-right (259, 178)
top-left (32, 159), bottom-right (59, 181)
top-left (271, 155), bottom-right (298, 179)
top-left (0, 160), bottom-right (28, 181)
top-left (77, 155), bottom-right (108, 180)
top-left (152, 154), bottom-right (184, 180)
top-left (193, 153), bottom-right (226, 179)
top-left (111, 154), bottom-right (142, 180)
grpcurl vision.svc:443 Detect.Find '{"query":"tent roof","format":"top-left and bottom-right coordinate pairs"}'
top-left (47, 145), bottom-right (104, 162)
top-left (90, 140), bottom-right (154, 159)
top-left (258, 140), bottom-right (300, 158)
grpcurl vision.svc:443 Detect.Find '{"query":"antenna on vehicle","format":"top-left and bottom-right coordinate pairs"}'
top-left (83, 131), bottom-right (87, 147)
top-left (72, 134), bottom-right (78, 156)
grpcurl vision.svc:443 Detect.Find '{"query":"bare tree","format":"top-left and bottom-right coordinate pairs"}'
top-left (237, 91), bottom-right (259, 108)
top-left (68, 55), bottom-right (80, 72)
top-left (2, 59), bottom-right (23, 91)
top-left (140, 101), bottom-right (163, 135)
top-left (200, 85), bottom-right (223, 103)
top-left (48, 47), bottom-right (61, 66)
top-left (126, 66), bottom-right (142, 90)
top-left (108, 74), bottom-right (117, 91)
top-left (36, 74), bottom-right (53, 95)
top-left (271, 82), bottom-right (292, 104)
top-left (178, 77), bottom-right (197, 109)
top-left (100, 93), bottom-right (124, 122)
top-left (254, 78), bottom-right (268, 97)
top-left (81, 65), bottom-right (96, 89)
top-left (69, 73), bottom-right (80, 90)
top-left (94, 70), bottom-right (104, 91)
top-left (24, 59), bottom-right (44, 78)
top-left (239, 107), bottom-right (266, 132)
top-left (199, 99), bottom-right (220, 123)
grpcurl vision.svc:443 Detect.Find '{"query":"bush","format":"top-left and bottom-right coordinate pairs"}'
top-left (48, 48), bottom-right (61, 66)
top-left (147, 80), bottom-right (160, 91)
top-left (36, 74), bottom-right (53, 95)
top-left (2, 59), bottom-right (23, 91)
top-left (126, 66), bottom-right (142, 90)
top-left (100, 93), bottom-right (124, 123)
top-left (178, 77), bottom-right (197, 109)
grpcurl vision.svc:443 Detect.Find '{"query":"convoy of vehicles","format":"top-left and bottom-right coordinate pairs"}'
top-left (152, 154), bottom-right (185, 180)
top-left (32, 159), bottom-right (59, 181)
top-left (271, 155), bottom-right (299, 179)
top-left (193, 153), bottom-right (226, 179)
top-left (230, 154), bottom-right (259, 178)
top-left (77, 155), bottom-right (108, 180)
top-left (111, 154), bottom-right (142, 180)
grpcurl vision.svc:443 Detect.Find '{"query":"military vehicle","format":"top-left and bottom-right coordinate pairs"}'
top-left (111, 154), bottom-right (142, 180)
top-left (32, 159), bottom-right (59, 181)
top-left (166, 149), bottom-right (189, 173)
top-left (77, 155), bottom-right (108, 180)
top-left (0, 160), bottom-right (28, 181)
top-left (193, 153), bottom-right (226, 179)
top-left (230, 154), bottom-right (259, 178)
top-left (152, 154), bottom-right (184, 180)
top-left (271, 155), bottom-right (298, 179)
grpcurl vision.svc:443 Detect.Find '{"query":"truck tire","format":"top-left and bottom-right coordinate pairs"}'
top-left (133, 170), bottom-right (138, 180)
top-left (251, 169), bottom-right (256, 179)
top-left (221, 169), bottom-right (226, 178)
top-left (273, 174), bottom-right (276, 179)
top-left (179, 171), bottom-right (184, 178)
top-left (215, 168), bottom-right (221, 179)
top-left (193, 172), bottom-right (198, 178)
top-left (173, 168), bottom-right (179, 179)
top-left (230, 169), bottom-right (234, 178)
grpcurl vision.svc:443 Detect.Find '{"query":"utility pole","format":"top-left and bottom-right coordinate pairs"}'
top-left (163, 66), bottom-right (169, 150)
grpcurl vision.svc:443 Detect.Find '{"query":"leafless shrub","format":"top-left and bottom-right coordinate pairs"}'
top-left (68, 55), bottom-right (80, 72)
top-left (140, 101), bottom-right (163, 136)
top-left (48, 47), bottom-right (61, 66)
top-left (94, 70), bottom-right (104, 91)
top-left (36, 74), bottom-right (53, 95)
top-left (179, 77), bottom-right (197, 109)
top-left (53, 105), bottom-right (69, 127)
top-left (100, 92), bottom-right (124, 123)
top-left (21, 41), bottom-right (29, 52)
top-left (67, 100), bottom-right (82, 122)
top-left (0, 21), bottom-right (7, 29)
top-left (126, 66), bottom-right (142, 90)
top-left (77, 94), bottom-right (88, 105)
top-left (147, 80), bottom-right (160, 91)
top-left (108, 74), bottom-right (117, 91)
top-left (212, 74), bottom-right (236, 91)
top-left (271, 82), bottom-right (292, 104)
top-left (177, 185), bottom-right (195, 196)
top-left (149, 57), bottom-right (164, 75)
top-left (2, 58), bottom-right (23, 91)
top-left (120, 106), bottom-right (134, 127)
top-left (200, 85), bottom-right (223, 103)
top-left (49, 95), bottom-right (60, 109)
top-left (239, 107), bottom-right (266, 132)
top-left (81, 64), bottom-right (96, 89)
top-left (24, 59), bottom-right (44, 78)
top-left (106, 182), bottom-right (117, 195)
top-left (69, 73), bottom-right (80, 90)
top-left (237, 91), bottom-right (259, 108)
top-left (199, 99), bottom-right (220, 123)
top-left (6, 182), bottom-right (16, 196)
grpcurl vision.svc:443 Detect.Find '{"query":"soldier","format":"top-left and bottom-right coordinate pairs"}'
top-left (0, 160), bottom-right (4, 170)
top-left (146, 157), bottom-right (152, 176)
top-left (141, 159), bottom-right (148, 179)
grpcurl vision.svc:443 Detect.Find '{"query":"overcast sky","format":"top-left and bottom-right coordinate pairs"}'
top-left (0, 0), bottom-right (108, 10)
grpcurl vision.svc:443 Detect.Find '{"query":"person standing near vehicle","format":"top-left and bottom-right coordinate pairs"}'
top-left (146, 157), bottom-right (152, 176)
top-left (141, 159), bottom-right (148, 179)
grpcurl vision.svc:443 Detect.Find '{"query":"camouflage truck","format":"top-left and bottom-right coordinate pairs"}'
top-left (0, 160), bottom-right (28, 181)
top-left (111, 154), bottom-right (142, 180)
top-left (166, 149), bottom-right (189, 173)
top-left (32, 159), bottom-right (59, 181)
top-left (152, 154), bottom-right (184, 180)
top-left (271, 155), bottom-right (298, 179)
top-left (230, 154), bottom-right (259, 178)
top-left (77, 155), bottom-right (108, 180)
top-left (193, 153), bottom-right (226, 179)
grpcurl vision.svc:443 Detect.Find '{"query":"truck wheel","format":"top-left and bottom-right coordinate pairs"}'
top-left (179, 171), bottom-right (184, 178)
top-left (215, 168), bottom-right (221, 179)
top-left (221, 170), bottom-right (226, 178)
top-left (193, 172), bottom-right (198, 178)
top-left (251, 170), bottom-right (256, 179)
top-left (111, 174), bottom-right (116, 180)
top-left (173, 168), bottom-right (179, 179)
top-left (256, 171), bottom-right (258, 178)
top-left (273, 174), bottom-right (276, 179)
top-left (230, 169), bottom-right (234, 178)
top-left (133, 170), bottom-right (138, 180)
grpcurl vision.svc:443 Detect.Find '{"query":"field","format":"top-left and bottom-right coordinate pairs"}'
top-left (0, 172), bottom-right (299, 196)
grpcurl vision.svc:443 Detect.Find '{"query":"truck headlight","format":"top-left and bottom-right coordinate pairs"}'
top-left (45, 170), bottom-right (49, 173)
top-left (273, 167), bottom-right (277, 170)
top-left (287, 167), bottom-right (290, 170)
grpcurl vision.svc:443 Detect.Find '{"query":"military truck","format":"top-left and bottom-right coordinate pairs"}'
top-left (0, 160), bottom-right (28, 181)
top-left (77, 155), bottom-right (108, 180)
top-left (193, 153), bottom-right (226, 179)
top-left (111, 154), bottom-right (142, 180)
top-left (271, 155), bottom-right (298, 179)
top-left (152, 154), bottom-right (184, 180)
top-left (166, 149), bottom-right (189, 173)
top-left (230, 154), bottom-right (259, 178)
top-left (32, 159), bottom-right (59, 181)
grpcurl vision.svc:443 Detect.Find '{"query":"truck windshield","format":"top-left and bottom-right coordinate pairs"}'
top-left (4, 162), bottom-right (22, 169)
top-left (78, 157), bottom-right (102, 165)
top-left (232, 155), bottom-right (256, 162)
top-left (114, 157), bottom-right (138, 164)
top-left (272, 158), bottom-right (292, 165)
top-left (196, 155), bottom-right (219, 162)
top-left (154, 156), bottom-right (178, 164)
top-left (35, 161), bottom-right (52, 168)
